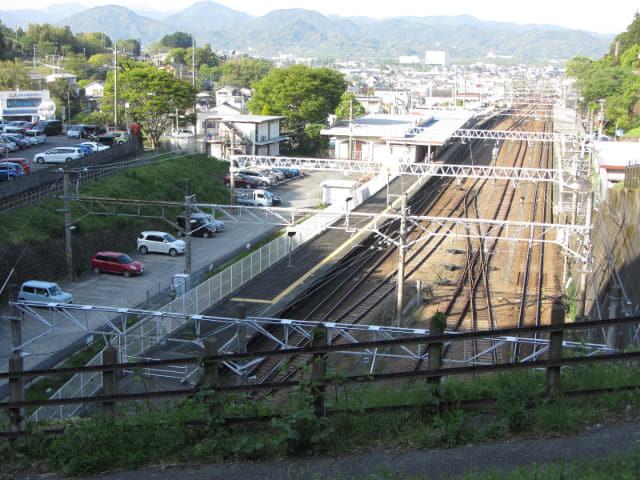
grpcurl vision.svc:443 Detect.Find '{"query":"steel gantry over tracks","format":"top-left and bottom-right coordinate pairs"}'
top-left (232, 155), bottom-right (570, 187)
top-left (68, 195), bottom-right (592, 263)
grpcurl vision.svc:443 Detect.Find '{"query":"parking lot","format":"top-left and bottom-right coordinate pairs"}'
top-left (2, 132), bottom-right (93, 174)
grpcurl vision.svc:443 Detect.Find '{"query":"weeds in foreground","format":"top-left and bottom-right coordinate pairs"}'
top-left (2, 364), bottom-right (640, 477)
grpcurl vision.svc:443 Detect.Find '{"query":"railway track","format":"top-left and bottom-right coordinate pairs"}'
top-left (219, 111), bottom-right (560, 388)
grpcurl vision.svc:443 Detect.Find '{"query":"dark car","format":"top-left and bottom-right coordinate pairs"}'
top-left (224, 172), bottom-right (261, 189)
top-left (176, 215), bottom-right (216, 238)
top-left (33, 120), bottom-right (62, 136)
top-left (81, 125), bottom-right (106, 138)
top-left (91, 251), bottom-right (144, 277)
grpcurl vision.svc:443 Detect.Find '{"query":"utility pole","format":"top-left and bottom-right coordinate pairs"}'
top-left (114, 42), bottom-right (118, 128)
top-left (184, 179), bottom-right (192, 276)
top-left (395, 192), bottom-right (407, 326)
top-left (63, 170), bottom-right (73, 280)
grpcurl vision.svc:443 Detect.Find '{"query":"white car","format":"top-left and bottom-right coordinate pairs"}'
top-left (33, 147), bottom-right (85, 164)
top-left (79, 141), bottom-right (110, 152)
top-left (137, 231), bottom-right (186, 256)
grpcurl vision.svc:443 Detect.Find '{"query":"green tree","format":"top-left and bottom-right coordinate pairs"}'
top-left (118, 39), bottom-right (141, 57)
top-left (220, 56), bottom-right (271, 88)
top-left (160, 32), bottom-right (192, 49)
top-left (47, 79), bottom-right (82, 123)
top-left (104, 65), bottom-right (196, 148)
top-left (248, 64), bottom-right (347, 151)
top-left (0, 59), bottom-right (30, 90)
top-left (76, 32), bottom-right (111, 57)
top-left (334, 93), bottom-right (366, 122)
top-left (0, 25), bottom-right (7, 60)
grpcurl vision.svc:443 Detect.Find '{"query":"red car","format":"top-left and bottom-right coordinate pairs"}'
top-left (1, 158), bottom-right (31, 175)
top-left (91, 251), bottom-right (144, 277)
top-left (224, 173), bottom-right (260, 189)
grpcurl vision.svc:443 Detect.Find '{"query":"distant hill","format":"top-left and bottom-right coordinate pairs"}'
top-left (0, 2), bottom-right (613, 62)
top-left (56, 5), bottom-right (174, 44)
top-left (0, 3), bottom-right (87, 26)
top-left (162, 1), bottom-right (252, 33)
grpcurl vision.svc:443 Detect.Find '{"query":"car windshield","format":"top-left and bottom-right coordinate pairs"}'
top-left (163, 233), bottom-right (177, 242)
top-left (49, 285), bottom-right (62, 295)
top-left (118, 254), bottom-right (134, 264)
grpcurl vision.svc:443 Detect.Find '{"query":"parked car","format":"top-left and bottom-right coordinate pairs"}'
top-left (237, 168), bottom-right (275, 186)
top-left (23, 129), bottom-right (46, 144)
top-left (0, 162), bottom-right (24, 181)
top-left (137, 231), bottom-right (186, 256)
top-left (17, 280), bottom-right (73, 304)
top-left (32, 120), bottom-right (62, 136)
top-left (176, 214), bottom-right (216, 238)
top-left (224, 172), bottom-right (261, 189)
top-left (81, 125), bottom-right (107, 138)
top-left (66, 124), bottom-right (84, 138)
top-left (33, 146), bottom-right (84, 164)
top-left (1, 157), bottom-right (31, 174)
top-left (97, 130), bottom-right (129, 145)
top-left (3, 133), bottom-right (31, 149)
top-left (73, 144), bottom-right (93, 156)
top-left (91, 251), bottom-right (144, 277)
top-left (0, 136), bottom-right (18, 152)
top-left (259, 167), bottom-right (285, 182)
top-left (79, 141), bottom-right (109, 152)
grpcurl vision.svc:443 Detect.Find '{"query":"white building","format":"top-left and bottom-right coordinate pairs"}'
top-left (321, 110), bottom-right (477, 163)
top-left (425, 51), bottom-right (447, 67)
top-left (0, 90), bottom-right (56, 122)
top-left (591, 140), bottom-right (640, 200)
top-left (198, 112), bottom-right (287, 158)
top-left (84, 81), bottom-right (105, 98)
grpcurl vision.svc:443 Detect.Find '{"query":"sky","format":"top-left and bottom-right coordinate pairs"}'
top-left (5, 0), bottom-right (640, 35)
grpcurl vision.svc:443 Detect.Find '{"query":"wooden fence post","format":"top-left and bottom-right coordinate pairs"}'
top-left (9, 354), bottom-right (24, 443)
top-left (546, 297), bottom-right (565, 399)
top-left (310, 325), bottom-right (328, 417)
top-left (102, 346), bottom-right (117, 421)
top-left (427, 312), bottom-right (446, 386)
top-left (201, 338), bottom-right (219, 389)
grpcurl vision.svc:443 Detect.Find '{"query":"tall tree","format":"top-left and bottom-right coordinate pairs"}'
top-left (248, 64), bottom-right (346, 133)
top-left (104, 65), bottom-right (196, 148)
top-left (0, 59), bottom-right (30, 90)
top-left (160, 32), bottom-right (193, 49)
top-left (220, 56), bottom-right (271, 88)
top-left (334, 93), bottom-right (366, 122)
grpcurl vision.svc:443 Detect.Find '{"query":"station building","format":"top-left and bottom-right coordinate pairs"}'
top-left (0, 89), bottom-right (56, 122)
top-left (320, 109), bottom-right (478, 163)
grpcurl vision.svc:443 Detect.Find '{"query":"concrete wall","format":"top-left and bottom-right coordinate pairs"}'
top-left (587, 188), bottom-right (640, 324)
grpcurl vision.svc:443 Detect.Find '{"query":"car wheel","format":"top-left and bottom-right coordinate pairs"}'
top-left (36, 157), bottom-right (44, 164)
top-left (65, 158), bottom-right (71, 162)
top-left (92, 266), bottom-right (101, 274)
top-left (169, 248), bottom-right (177, 257)
top-left (202, 231), bottom-right (210, 238)
top-left (261, 181), bottom-right (267, 186)
top-left (123, 270), bottom-right (131, 278)
top-left (139, 246), bottom-right (148, 254)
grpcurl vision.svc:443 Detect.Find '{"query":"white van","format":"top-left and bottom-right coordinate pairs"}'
top-left (18, 280), bottom-right (73, 304)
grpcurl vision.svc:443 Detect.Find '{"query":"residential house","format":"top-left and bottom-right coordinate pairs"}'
top-left (198, 111), bottom-right (287, 158)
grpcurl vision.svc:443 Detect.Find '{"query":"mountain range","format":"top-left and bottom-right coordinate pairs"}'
top-left (0, 2), bottom-right (613, 62)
